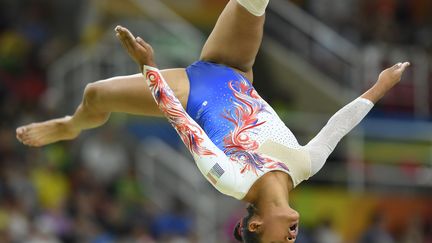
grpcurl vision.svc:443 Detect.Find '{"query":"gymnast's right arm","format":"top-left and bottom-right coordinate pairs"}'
top-left (116, 25), bottom-right (244, 197)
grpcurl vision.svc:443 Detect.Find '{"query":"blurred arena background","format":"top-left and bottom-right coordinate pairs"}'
top-left (1, 0), bottom-right (432, 242)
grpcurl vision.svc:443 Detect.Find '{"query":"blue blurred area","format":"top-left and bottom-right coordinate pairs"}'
top-left (125, 118), bottom-right (181, 148)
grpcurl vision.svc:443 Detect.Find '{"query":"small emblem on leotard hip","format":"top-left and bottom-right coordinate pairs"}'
top-left (206, 163), bottom-right (225, 184)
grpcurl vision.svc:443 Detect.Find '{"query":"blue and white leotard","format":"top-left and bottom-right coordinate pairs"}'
top-left (144, 61), bottom-right (311, 199)
top-left (143, 61), bottom-right (373, 200)
top-left (186, 61), bottom-right (301, 153)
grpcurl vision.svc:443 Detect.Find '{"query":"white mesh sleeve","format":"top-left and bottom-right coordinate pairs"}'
top-left (304, 97), bottom-right (374, 176)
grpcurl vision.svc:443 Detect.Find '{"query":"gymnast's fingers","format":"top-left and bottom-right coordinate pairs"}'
top-left (399, 61), bottom-right (410, 72)
top-left (136, 37), bottom-right (154, 54)
top-left (136, 37), bottom-right (149, 49)
top-left (116, 33), bottom-right (131, 53)
top-left (115, 26), bottom-right (137, 51)
top-left (393, 61), bottom-right (410, 72)
top-left (394, 62), bottom-right (410, 81)
top-left (115, 25), bottom-right (135, 41)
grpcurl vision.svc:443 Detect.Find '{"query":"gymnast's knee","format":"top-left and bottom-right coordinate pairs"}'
top-left (81, 82), bottom-right (111, 124)
top-left (82, 82), bottom-right (111, 114)
top-left (83, 83), bottom-right (100, 106)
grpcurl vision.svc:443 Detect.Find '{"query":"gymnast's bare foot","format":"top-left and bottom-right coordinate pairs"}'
top-left (16, 116), bottom-right (80, 147)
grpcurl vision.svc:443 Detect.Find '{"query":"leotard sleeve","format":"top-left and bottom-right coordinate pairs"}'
top-left (142, 66), bottom-right (243, 198)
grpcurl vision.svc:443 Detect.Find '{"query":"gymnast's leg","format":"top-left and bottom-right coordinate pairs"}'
top-left (200, 0), bottom-right (268, 80)
top-left (16, 69), bottom-right (189, 147)
top-left (304, 62), bottom-right (410, 175)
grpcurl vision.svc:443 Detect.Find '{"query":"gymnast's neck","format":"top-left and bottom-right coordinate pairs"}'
top-left (243, 171), bottom-right (294, 208)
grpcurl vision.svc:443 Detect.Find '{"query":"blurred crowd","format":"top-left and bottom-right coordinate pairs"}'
top-left (292, 0), bottom-right (432, 50)
top-left (286, 0), bottom-right (432, 117)
top-left (0, 133), bottom-right (195, 243)
top-left (1, 0), bottom-right (432, 242)
top-left (297, 215), bottom-right (432, 243)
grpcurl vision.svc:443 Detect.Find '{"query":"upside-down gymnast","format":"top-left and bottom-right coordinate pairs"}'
top-left (16, 0), bottom-right (410, 242)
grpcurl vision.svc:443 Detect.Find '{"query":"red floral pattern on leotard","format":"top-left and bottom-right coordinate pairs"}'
top-left (146, 69), bottom-right (215, 156)
top-left (223, 80), bottom-right (289, 175)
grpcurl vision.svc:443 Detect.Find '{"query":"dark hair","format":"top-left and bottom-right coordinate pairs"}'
top-left (233, 204), bottom-right (261, 243)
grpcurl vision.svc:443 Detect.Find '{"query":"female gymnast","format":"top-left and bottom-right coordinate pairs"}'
top-left (16, 0), bottom-right (410, 242)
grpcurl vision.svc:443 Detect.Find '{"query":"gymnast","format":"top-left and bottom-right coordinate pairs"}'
top-left (16, 0), bottom-right (410, 242)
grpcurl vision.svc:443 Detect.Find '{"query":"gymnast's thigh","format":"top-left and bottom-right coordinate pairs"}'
top-left (88, 68), bottom-right (190, 117)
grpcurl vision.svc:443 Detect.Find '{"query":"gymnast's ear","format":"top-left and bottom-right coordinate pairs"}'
top-left (248, 218), bottom-right (263, 233)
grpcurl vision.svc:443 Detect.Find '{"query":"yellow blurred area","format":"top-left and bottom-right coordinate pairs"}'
top-left (291, 187), bottom-right (376, 241)
top-left (160, 0), bottom-right (227, 28)
top-left (0, 31), bottom-right (29, 58)
top-left (31, 167), bottom-right (69, 209)
top-left (291, 186), bottom-right (432, 241)
top-left (81, 0), bottom-right (147, 46)
top-left (0, 210), bottom-right (9, 231)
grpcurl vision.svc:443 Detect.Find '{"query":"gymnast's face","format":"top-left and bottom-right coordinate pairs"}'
top-left (249, 206), bottom-right (300, 242)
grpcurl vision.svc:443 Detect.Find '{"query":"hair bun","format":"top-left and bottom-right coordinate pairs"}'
top-left (233, 221), bottom-right (243, 241)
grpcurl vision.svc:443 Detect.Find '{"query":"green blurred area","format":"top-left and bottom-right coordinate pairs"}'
top-left (364, 140), bottom-right (431, 165)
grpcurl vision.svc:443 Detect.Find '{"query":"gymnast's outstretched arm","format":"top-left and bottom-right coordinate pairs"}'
top-left (305, 62), bottom-right (411, 175)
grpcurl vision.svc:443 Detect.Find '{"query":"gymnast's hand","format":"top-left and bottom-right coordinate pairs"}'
top-left (377, 62), bottom-right (410, 91)
top-left (362, 61), bottom-right (410, 103)
top-left (115, 25), bottom-right (156, 71)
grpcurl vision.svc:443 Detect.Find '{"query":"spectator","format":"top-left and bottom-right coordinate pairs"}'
top-left (313, 218), bottom-right (342, 243)
top-left (359, 213), bottom-right (395, 243)
top-left (151, 198), bottom-right (194, 242)
top-left (80, 125), bottom-right (129, 184)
